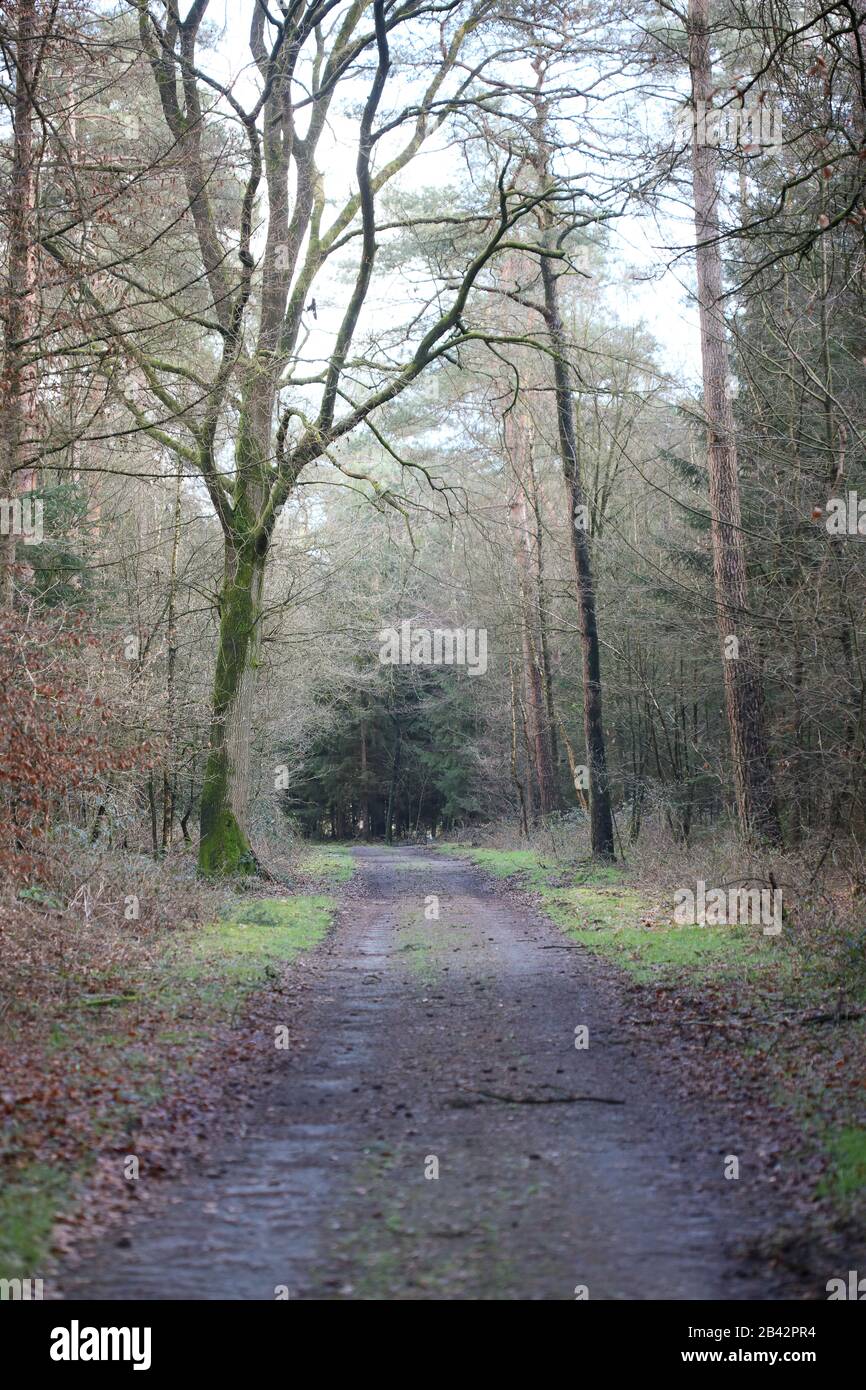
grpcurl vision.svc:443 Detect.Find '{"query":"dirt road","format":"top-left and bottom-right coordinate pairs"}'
top-left (60, 845), bottom-right (791, 1300)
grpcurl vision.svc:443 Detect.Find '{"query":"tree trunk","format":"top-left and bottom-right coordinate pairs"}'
top-left (540, 253), bottom-right (615, 860)
top-left (147, 777), bottom-right (159, 858)
top-left (0, 0), bottom-right (39, 608)
top-left (360, 718), bottom-right (372, 839)
top-left (529, 455), bottom-right (560, 783)
top-left (687, 0), bottom-right (782, 844)
top-left (385, 722), bottom-right (402, 845)
top-left (198, 362), bottom-right (279, 876)
top-left (198, 535), bottom-right (266, 874)
top-left (509, 656), bottom-right (531, 835)
top-left (506, 410), bottom-right (557, 816)
top-left (162, 460), bottom-right (182, 851)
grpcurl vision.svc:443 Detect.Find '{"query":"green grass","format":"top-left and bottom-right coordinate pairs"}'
top-left (438, 844), bottom-right (554, 887)
top-left (300, 844), bottom-right (355, 884)
top-left (818, 1127), bottom-right (866, 1200)
top-left (192, 895), bottom-right (334, 971)
top-left (0, 1166), bottom-right (71, 1294)
top-left (545, 882), bottom-right (779, 983)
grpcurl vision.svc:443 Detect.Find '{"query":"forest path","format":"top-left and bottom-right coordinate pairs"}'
top-left (60, 844), bottom-right (783, 1300)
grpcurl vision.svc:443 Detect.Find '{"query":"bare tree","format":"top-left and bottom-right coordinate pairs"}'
top-left (74, 0), bottom-right (553, 873)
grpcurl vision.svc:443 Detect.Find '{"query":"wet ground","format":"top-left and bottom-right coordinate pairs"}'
top-left (59, 845), bottom-right (791, 1300)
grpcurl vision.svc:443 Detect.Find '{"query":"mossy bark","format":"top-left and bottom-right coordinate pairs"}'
top-left (198, 529), bottom-right (267, 877)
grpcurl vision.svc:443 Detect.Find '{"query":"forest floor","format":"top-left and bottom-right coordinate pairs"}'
top-left (44, 842), bottom-right (863, 1301)
top-left (0, 846), bottom-right (352, 1290)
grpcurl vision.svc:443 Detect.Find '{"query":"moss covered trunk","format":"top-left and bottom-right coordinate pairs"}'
top-left (198, 536), bottom-right (266, 875)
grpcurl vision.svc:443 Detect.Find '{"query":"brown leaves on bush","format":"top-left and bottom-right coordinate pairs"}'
top-left (0, 614), bottom-right (145, 883)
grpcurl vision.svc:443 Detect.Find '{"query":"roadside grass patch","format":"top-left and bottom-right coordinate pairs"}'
top-left (299, 845), bottom-right (355, 884)
top-left (818, 1126), bottom-right (866, 1201)
top-left (0, 1166), bottom-right (71, 1295)
top-left (438, 843), bottom-right (555, 888)
top-left (208, 894), bottom-right (332, 961)
top-left (156, 893), bottom-right (335, 1024)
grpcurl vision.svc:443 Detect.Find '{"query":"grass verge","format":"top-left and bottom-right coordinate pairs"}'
top-left (296, 843), bottom-right (355, 885)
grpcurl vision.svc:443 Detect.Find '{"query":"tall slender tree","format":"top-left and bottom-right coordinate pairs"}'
top-left (530, 71), bottom-right (615, 859)
top-left (685, 0), bottom-right (782, 843)
top-left (1, 0), bottom-right (39, 606)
